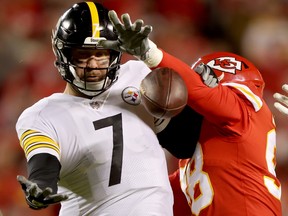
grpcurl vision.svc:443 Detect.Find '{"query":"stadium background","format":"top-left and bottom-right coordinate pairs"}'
top-left (0, 0), bottom-right (287, 215)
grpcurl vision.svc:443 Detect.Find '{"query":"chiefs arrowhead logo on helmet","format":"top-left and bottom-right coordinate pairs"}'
top-left (209, 57), bottom-right (241, 74)
top-left (192, 52), bottom-right (265, 97)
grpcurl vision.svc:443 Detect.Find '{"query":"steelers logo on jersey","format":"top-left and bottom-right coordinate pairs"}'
top-left (122, 86), bottom-right (141, 105)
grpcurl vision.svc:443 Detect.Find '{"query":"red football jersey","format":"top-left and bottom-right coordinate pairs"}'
top-left (159, 51), bottom-right (282, 216)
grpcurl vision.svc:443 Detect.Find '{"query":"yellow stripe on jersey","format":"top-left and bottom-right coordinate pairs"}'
top-left (222, 82), bottom-right (263, 112)
top-left (26, 144), bottom-right (60, 156)
top-left (20, 129), bottom-right (60, 158)
top-left (22, 135), bottom-right (56, 149)
top-left (86, 2), bottom-right (100, 38)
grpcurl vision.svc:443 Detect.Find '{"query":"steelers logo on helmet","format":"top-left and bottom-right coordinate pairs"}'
top-left (121, 87), bottom-right (141, 105)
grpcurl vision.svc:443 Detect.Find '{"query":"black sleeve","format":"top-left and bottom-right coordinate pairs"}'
top-left (157, 105), bottom-right (203, 159)
top-left (27, 153), bottom-right (61, 194)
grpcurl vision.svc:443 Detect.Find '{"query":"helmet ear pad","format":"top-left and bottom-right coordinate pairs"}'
top-left (192, 52), bottom-right (265, 97)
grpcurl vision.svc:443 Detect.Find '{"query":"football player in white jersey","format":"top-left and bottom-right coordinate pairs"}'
top-left (15, 2), bottom-right (174, 215)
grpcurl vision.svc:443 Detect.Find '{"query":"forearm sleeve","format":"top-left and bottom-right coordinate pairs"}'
top-left (27, 153), bottom-right (61, 194)
top-left (157, 106), bottom-right (203, 159)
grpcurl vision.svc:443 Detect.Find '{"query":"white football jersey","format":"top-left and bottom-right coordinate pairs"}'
top-left (16, 60), bottom-right (173, 216)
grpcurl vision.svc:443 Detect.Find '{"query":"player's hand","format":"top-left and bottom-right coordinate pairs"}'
top-left (273, 84), bottom-right (288, 116)
top-left (194, 63), bottom-right (218, 88)
top-left (100, 10), bottom-right (152, 58)
top-left (17, 175), bottom-right (68, 210)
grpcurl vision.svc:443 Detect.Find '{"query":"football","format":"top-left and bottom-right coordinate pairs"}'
top-left (140, 67), bottom-right (188, 119)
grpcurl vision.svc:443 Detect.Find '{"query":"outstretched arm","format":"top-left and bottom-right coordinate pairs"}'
top-left (101, 11), bottom-right (248, 126)
top-left (100, 10), bottom-right (218, 88)
top-left (17, 153), bottom-right (68, 210)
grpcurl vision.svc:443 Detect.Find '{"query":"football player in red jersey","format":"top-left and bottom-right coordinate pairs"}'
top-left (100, 11), bottom-right (283, 216)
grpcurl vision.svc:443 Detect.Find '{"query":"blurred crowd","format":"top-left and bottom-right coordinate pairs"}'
top-left (0, 0), bottom-right (288, 215)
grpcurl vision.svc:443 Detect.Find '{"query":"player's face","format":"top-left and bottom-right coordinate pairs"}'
top-left (71, 49), bottom-right (110, 82)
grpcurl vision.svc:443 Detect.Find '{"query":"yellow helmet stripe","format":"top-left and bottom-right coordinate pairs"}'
top-left (86, 2), bottom-right (100, 38)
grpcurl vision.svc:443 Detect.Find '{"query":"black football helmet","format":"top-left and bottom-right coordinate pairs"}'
top-left (52, 1), bottom-right (122, 97)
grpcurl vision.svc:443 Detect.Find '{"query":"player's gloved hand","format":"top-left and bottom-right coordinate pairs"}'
top-left (273, 84), bottom-right (288, 116)
top-left (99, 10), bottom-right (163, 67)
top-left (194, 63), bottom-right (218, 88)
top-left (17, 175), bottom-right (68, 210)
top-left (100, 10), bottom-right (151, 56)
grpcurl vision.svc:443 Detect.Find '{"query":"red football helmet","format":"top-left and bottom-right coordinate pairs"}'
top-left (192, 52), bottom-right (265, 97)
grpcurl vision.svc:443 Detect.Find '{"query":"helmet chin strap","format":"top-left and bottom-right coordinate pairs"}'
top-left (68, 65), bottom-right (110, 96)
top-left (78, 88), bottom-right (101, 97)
top-left (78, 79), bottom-right (110, 97)
top-left (69, 83), bottom-right (102, 98)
